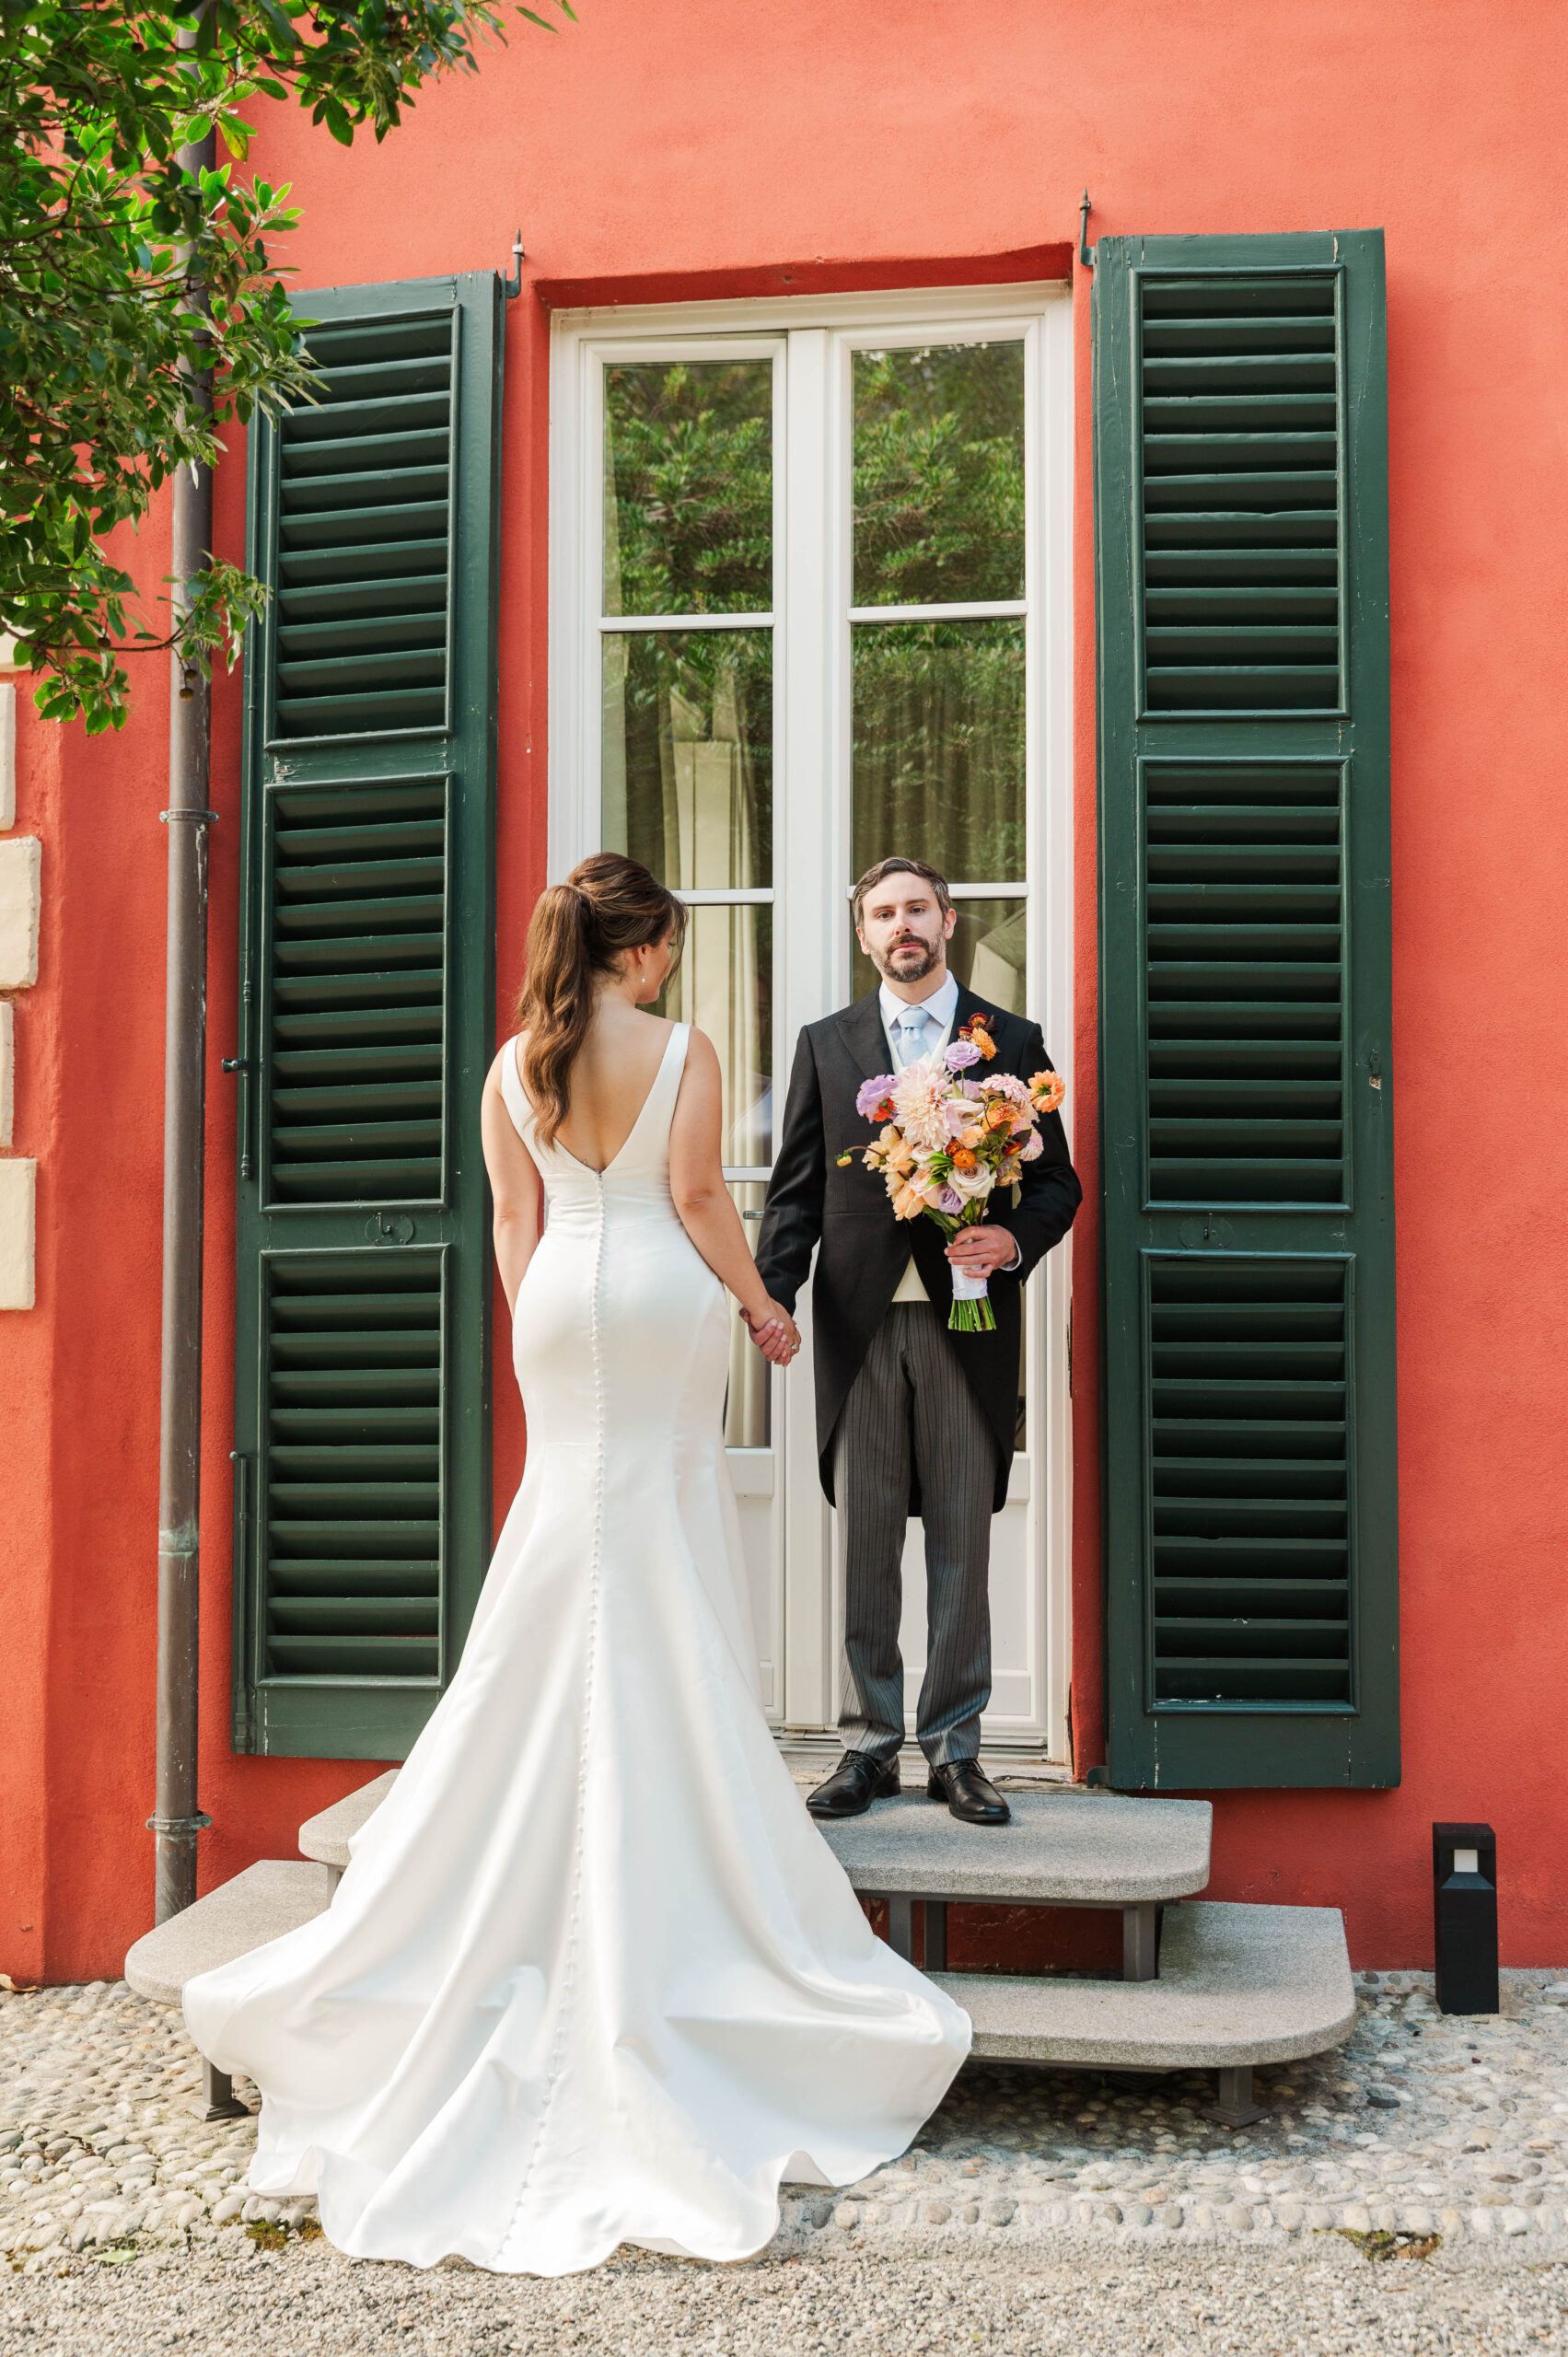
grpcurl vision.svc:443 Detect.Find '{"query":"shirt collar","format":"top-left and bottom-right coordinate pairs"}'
top-left (878, 970), bottom-right (959, 1042)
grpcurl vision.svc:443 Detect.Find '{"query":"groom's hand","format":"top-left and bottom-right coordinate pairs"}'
top-left (945, 1225), bottom-right (1022, 1279)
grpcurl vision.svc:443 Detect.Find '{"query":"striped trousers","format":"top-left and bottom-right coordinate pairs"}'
top-left (831, 1303), bottom-right (998, 1767)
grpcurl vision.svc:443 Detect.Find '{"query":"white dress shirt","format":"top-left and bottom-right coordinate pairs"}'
top-left (877, 975), bottom-right (1019, 1303)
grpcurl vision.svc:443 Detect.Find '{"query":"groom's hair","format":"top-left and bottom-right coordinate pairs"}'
top-left (851, 855), bottom-right (953, 930)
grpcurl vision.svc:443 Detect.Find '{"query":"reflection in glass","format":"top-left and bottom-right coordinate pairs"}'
top-left (656, 904), bottom-right (772, 1167)
top-left (725, 1181), bottom-right (770, 1448)
top-left (850, 898), bottom-right (1026, 1012)
top-left (852, 620), bottom-right (1024, 885)
top-left (603, 631), bottom-right (772, 889)
top-left (853, 342), bottom-right (1025, 608)
top-left (603, 361), bottom-right (772, 616)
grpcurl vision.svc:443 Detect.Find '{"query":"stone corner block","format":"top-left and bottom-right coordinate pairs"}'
top-left (0, 833), bottom-right (41, 987)
top-left (0, 999), bottom-right (11, 1147)
top-left (0, 1156), bottom-right (35, 1309)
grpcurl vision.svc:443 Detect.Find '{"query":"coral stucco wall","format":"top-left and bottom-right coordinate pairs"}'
top-left (4, 0), bottom-right (1566, 1980)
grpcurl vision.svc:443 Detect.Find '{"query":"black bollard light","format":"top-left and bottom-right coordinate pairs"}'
top-left (1433, 1823), bottom-right (1499, 2014)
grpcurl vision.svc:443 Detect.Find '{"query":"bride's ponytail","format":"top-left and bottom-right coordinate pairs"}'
top-left (516, 853), bottom-right (686, 1145)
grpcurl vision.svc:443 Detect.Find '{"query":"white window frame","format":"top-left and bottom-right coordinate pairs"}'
top-left (548, 279), bottom-right (1075, 1760)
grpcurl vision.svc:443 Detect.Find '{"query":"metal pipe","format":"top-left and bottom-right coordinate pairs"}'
top-left (152, 103), bottom-right (216, 1925)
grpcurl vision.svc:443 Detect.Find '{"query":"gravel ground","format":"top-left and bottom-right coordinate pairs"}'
top-left (3, 1968), bottom-right (1567, 2350)
top-left (3, 2239), bottom-right (1568, 2353)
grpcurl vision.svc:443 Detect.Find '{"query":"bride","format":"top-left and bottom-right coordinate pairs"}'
top-left (184, 852), bottom-right (970, 2276)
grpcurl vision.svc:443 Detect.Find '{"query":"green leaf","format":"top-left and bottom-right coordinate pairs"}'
top-left (0, 0), bottom-right (575, 728)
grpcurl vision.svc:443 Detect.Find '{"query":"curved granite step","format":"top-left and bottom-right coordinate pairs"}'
top-left (124, 1862), bottom-right (333, 2008)
top-left (935, 1899), bottom-right (1355, 2069)
top-left (819, 1789), bottom-right (1212, 1904)
top-left (298, 1770), bottom-right (399, 1881)
top-left (296, 1777), bottom-right (1211, 1906)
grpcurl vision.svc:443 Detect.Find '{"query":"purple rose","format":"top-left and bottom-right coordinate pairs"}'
top-left (936, 1185), bottom-right (964, 1214)
top-left (855, 1073), bottom-right (898, 1121)
top-left (945, 1039), bottom-right (981, 1072)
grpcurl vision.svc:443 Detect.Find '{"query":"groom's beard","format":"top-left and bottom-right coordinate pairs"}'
top-left (870, 935), bottom-right (945, 984)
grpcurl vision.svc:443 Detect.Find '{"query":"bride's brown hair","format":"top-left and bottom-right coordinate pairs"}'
top-left (515, 853), bottom-right (687, 1146)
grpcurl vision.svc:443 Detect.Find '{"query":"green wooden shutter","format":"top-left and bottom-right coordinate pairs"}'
top-left (1095, 230), bottom-right (1397, 1789)
top-left (231, 273), bottom-right (500, 1759)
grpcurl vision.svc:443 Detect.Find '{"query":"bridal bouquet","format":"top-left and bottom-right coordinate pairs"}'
top-left (838, 1013), bottom-right (1066, 1332)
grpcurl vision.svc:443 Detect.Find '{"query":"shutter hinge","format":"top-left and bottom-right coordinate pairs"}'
top-left (502, 230), bottom-right (526, 300)
top-left (1078, 190), bottom-right (1097, 270)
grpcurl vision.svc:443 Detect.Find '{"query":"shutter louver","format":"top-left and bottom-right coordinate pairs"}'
top-left (273, 312), bottom-right (454, 741)
top-left (1141, 275), bottom-right (1342, 715)
top-left (1145, 761), bottom-right (1345, 1207)
top-left (263, 1251), bottom-right (443, 1680)
top-left (1096, 230), bottom-right (1396, 1791)
top-left (234, 272), bottom-right (499, 1762)
top-left (267, 777), bottom-right (449, 1206)
top-left (1149, 1255), bottom-right (1350, 1707)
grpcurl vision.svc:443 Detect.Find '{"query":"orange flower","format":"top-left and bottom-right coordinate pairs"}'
top-left (950, 1146), bottom-right (979, 1171)
top-left (982, 1098), bottom-right (1013, 1132)
top-left (1029, 1070), bottom-right (1066, 1115)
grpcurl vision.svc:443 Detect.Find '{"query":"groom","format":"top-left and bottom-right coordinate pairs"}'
top-left (751, 857), bottom-right (1081, 1826)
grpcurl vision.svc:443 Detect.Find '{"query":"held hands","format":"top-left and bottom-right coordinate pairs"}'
top-left (945, 1224), bottom-right (1019, 1280)
top-left (741, 1298), bottom-right (802, 1366)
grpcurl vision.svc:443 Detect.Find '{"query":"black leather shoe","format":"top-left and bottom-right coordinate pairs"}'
top-left (926, 1758), bottom-right (1011, 1826)
top-left (807, 1751), bottom-right (901, 1819)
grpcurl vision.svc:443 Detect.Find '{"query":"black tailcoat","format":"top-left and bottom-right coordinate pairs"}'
top-left (754, 985), bottom-right (1082, 1514)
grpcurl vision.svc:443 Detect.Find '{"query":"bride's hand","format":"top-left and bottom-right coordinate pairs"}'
top-left (743, 1299), bottom-right (802, 1366)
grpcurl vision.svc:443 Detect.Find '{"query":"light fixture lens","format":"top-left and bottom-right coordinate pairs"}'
top-left (1454, 1847), bottom-right (1479, 1875)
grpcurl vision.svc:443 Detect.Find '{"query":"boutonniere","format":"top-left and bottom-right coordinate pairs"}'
top-left (955, 1011), bottom-right (997, 1062)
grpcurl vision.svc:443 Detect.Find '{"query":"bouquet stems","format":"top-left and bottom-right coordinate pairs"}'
top-left (934, 1213), bottom-right (997, 1332)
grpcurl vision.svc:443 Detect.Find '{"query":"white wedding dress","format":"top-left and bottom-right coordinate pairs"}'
top-left (184, 1022), bottom-right (970, 2275)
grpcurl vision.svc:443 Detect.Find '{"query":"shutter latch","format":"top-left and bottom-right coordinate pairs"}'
top-left (1079, 191), bottom-right (1097, 270)
top-left (503, 230), bottom-right (526, 300)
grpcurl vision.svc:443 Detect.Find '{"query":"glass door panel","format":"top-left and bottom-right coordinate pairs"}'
top-left (655, 903), bottom-right (772, 1166)
top-left (850, 620), bottom-right (1026, 878)
top-left (852, 342), bottom-right (1026, 606)
top-left (603, 360), bottom-right (773, 615)
top-left (602, 630), bottom-right (772, 888)
top-left (725, 1180), bottom-right (771, 1447)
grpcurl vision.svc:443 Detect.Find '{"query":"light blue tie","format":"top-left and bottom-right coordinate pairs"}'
top-left (895, 1007), bottom-right (933, 1068)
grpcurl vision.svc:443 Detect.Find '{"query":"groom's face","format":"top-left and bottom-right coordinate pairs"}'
top-left (856, 872), bottom-right (957, 990)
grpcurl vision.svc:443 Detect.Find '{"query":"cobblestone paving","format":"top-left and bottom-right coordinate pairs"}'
top-left (2, 1967), bottom-right (1566, 2282)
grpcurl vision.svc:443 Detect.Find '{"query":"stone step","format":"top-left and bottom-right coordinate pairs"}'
top-left (934, 1898), bottom-right (1354, 2119)
top-left (297, 1777), bottom-right (1210, 1901)
top-left (819, 1788), bottom-right (1212, 1904)
top-left (123, 1860), bottom-right (334, 2121)
top-left (298, 1769), bottom-right (398, 1882)
top-left (125, 1862), bottom-right (333, 2008)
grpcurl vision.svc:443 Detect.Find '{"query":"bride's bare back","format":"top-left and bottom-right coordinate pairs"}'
top-left (523, 999), bottom-right (676, 1175)
top-left (481, 903), bottom-right (798, 1367)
